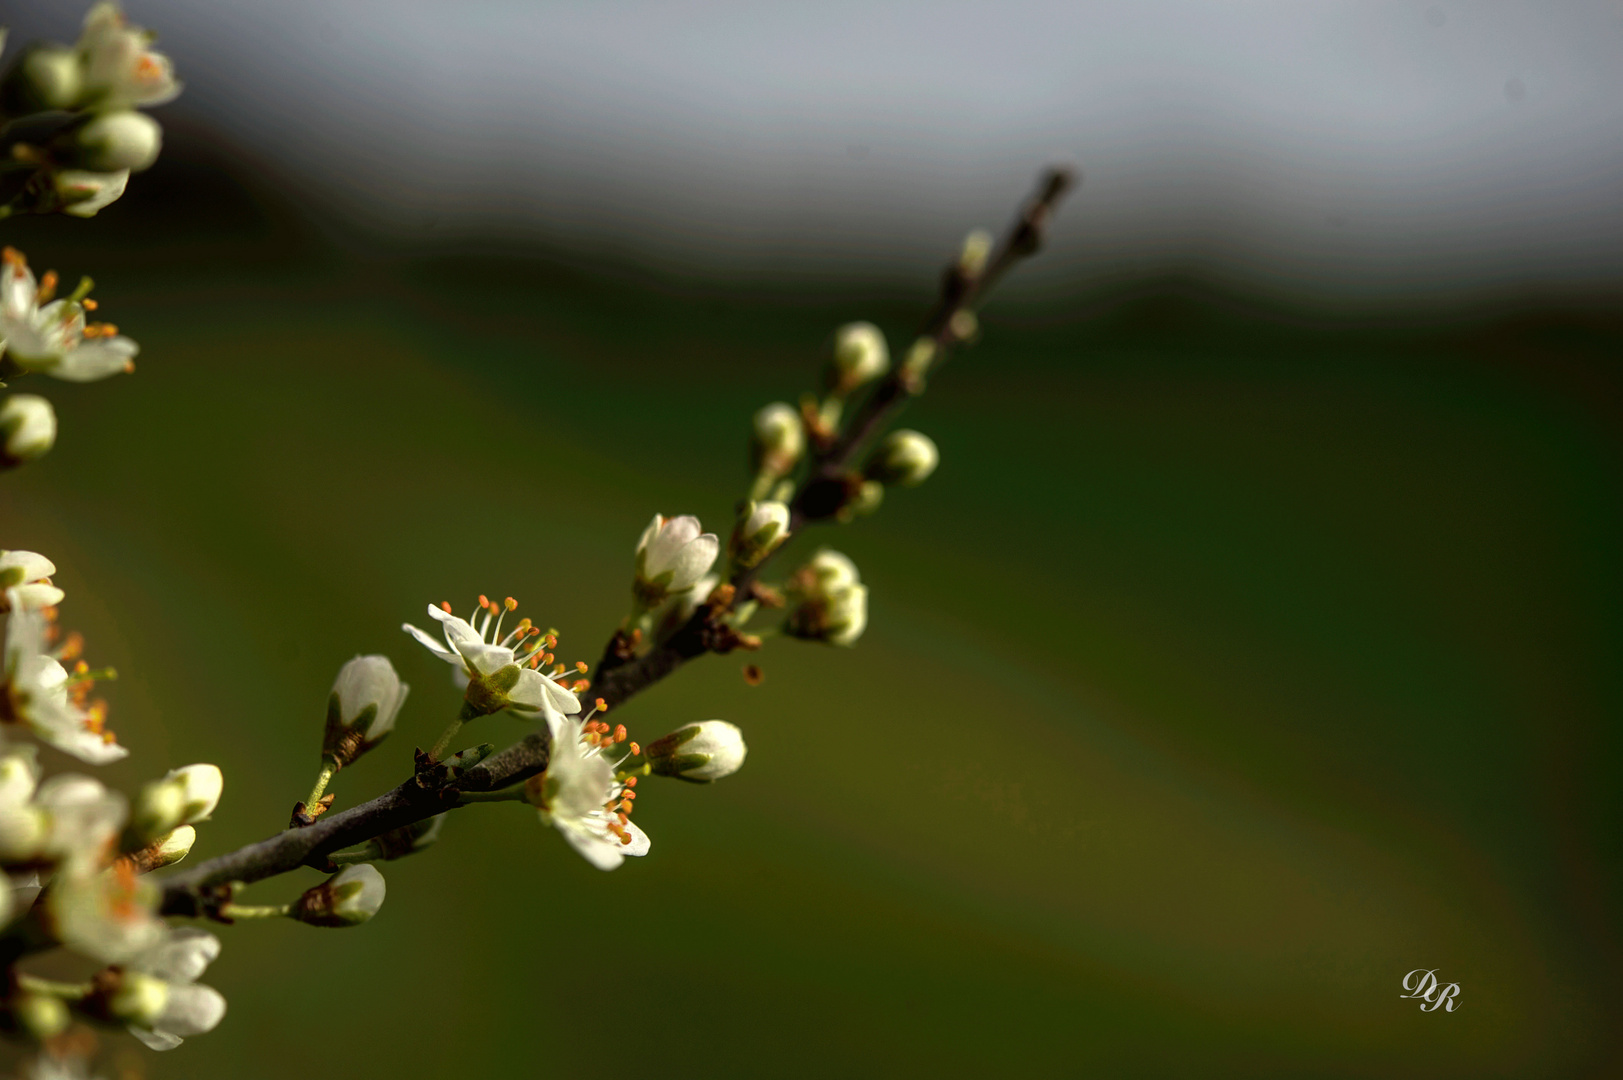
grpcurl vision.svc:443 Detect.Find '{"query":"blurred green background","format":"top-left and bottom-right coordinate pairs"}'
top-left (2, 130), bottom-right (1620, 1079)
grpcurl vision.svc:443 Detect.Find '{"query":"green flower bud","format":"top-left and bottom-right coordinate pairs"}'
top-left (131, 764), bottom-right (222, 842)
top-left (729, 499), bottom-right (790, 570)
top-left (291, 864), bottom-right (386, 927)
top-left (865, 429), bottom-right (939, 487)
top-left (322, 655), bottom-right (408, 769)
top-left (0, 44), bottom-right (82, 113)
top-left (829, 321), bottom-right (889, 394)
top-left (0, 395), bottom-right (57, 468)
top-left (750, 402), bottom-right (805, 479)
top-left (65, 110), bottom-right (163, 173)
top-left (645, 721), bottom-right (747, 782)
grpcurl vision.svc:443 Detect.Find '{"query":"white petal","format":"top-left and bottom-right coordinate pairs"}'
top-left (131, 1025), bottom-right (184, 1051)
top-left (542, 677), bottom-right (581, 715)
top-left (402, 623), bottom-right (458, 663)
top-left (634, 514), bottom-right (662, 556)
top-left (555, 818), bottom-right (626, 871)
top-left (619, 819), bottom-right (651, 858)
top-left (668, 533), bottom-right (720, 590)
top-left (156, 981), bottom-right (226, 1037)
top-left (459, 642), bottom-right (515, 677)
top-left (51, 338), bottom-right (135, 382)
top-left (0, 550), bottom-right (55, 581)
top-left (427, 605), bottom-right (484, 652)
top-left (40, 726), bottom-right (129, 764)
top-left (135, 927), bottom-right (220, 983)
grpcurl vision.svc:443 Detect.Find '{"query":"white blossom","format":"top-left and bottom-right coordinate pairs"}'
top-left (0, 551), bottom-right (63, 612)
top-left (45, 858), bottom-right (165, 964)
top-left (527, 714), bottom-right (649, 871)
top-left (403, 596), bottom-right (581, 720)
top-left (1, 591), bottom-right (127, 764)
top-left (121, 928), bottom-right (227, 1051)
top-left (75, 2), bottom-right (183, 111)
top-left (633, 514), bottom-right (719, 609)
top-left (0, 249), bottom-right (137, 383)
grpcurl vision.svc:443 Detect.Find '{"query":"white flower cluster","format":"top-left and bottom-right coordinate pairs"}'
top-left (0, 2), bottom-right (181, 218)
top-left (0, 549), bottom-right (228, 1053)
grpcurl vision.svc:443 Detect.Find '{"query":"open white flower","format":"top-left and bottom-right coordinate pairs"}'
top-left (527, 714), bottom-right (649, 871)
top-left (45, 858), bottom-right (165, 964)
top-left (403, 595), bottom-right (582, 719)
top-left (1, 593), bottom-right (126, 764)
top-left (76, 2), bottom-right (183, 111)
top-left (633, 514), bottom-right (719, 610)
top-left (0, 248), bottom-right (137, 383)
top-left (116, 928), bottom-right (226, 1050)
top-left (0, 551), bottom-right (63, 612)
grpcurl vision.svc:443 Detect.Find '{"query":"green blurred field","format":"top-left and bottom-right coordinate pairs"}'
top-left (1, 164), bottom-right (1619, 1078)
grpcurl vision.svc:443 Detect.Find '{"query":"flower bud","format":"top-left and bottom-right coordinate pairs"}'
top-left (322, 655), bottom-right (409, 769)
top-left (829, 321), bottom-right (889, 394)
top-left (729, 500), bottom-right (790, 570)
top-left (634, 514), bottom-right (719, 609)
top-left (12, 992), bottom-right (70, 1040)
top-left (750, 402), bottom-right (805, 479)
top-left (785, 550), bottom-right (868, 647)
top-left (0, 45), bottom-right (82, 113)
top-left (645, 721), bottom-right (747, 783)
top-left (959, 228), bottom-right (994, 277)
top-left (64, 110), bottom-right (163, 173)
top-left (107, 971), bottom-right (170, 1026)
top-left (866, 429), bottom-right (939, 487)
top-left (124, 825), bottom-right (195, 874)
top-left (131, 765), bottom-right (222, 841)
top-left (0, 550), bottom-right (63, 611)
top-left (0, 395), bottom-right (57, 469)
top-left (291, 864), bottom-right (386, 927)
top-left (54, 168), bottom-right (130, 218)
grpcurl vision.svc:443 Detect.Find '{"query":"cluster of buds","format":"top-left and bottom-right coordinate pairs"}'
top-left (0, 3), bottom-right (181, 218)
top-left (783, 549), bottom-right (868, 647)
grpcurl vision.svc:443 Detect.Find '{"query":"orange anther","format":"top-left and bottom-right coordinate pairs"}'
top-left (439, 601), bottom-right (453, 613)
top-left (478, 594), bottom-right (490, 608)
top-left (614, 724), bottom-right (627, 742)
top-left (73, 660), bottom-right (89, 675)
top-left (504, 596), bottom-right (517, 610)
top-left (595, 698), bottom-right (607, 712)
top-left (628, 741), bottom-right (640, 756)
top-left (620, 832), bottom-right (632, 845)
top-left (572, 680), bottom-right (589, 692)
top-left (625, 776), bottom-right (637, 788)
top-left (82, 298), bottom-right (99, 311)
top-left (576, 661), bottom-right (589, 673)
top-left (622, 788), bottom-right (636, 800)
top-left (617, 811), bottom-right (629, 825)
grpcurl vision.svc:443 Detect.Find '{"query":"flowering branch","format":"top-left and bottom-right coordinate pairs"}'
top-left (591, 166), bottom-right (1078, 698)
top-left (1, 9), bottom-right (1076, 1068)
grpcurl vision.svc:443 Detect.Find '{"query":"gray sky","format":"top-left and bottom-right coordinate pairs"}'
top-left (10, 0), bottom-right (1623, 302)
